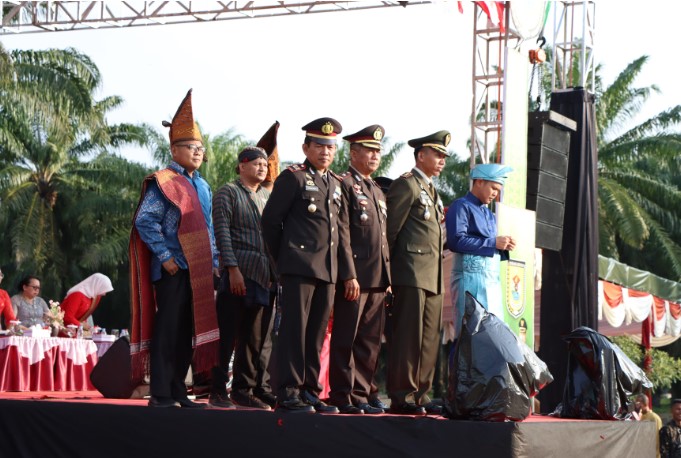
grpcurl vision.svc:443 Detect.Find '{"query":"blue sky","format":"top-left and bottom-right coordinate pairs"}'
top-left (1, 2), bottom-right (676, 177)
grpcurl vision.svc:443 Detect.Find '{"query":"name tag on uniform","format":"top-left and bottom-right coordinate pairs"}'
top-left (305, 185), bottom-right (319, 192)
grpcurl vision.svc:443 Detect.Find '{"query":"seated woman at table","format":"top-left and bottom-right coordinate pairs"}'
top-left (11, 275), bottom-right (49, 327)
top-left (0, 268), bottom-right (17, 330)
top-left (60, 273), bottom-right (113, 329)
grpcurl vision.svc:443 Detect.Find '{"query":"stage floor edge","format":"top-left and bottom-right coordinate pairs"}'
top-left (0, 394), bottom-right (656, 458)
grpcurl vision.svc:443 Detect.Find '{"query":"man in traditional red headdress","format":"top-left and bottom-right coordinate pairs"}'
top-left (129, 89), bottom-right (219, 408)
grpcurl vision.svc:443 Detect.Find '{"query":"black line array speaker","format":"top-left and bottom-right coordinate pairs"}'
top-left (527, 111), bottom-right (576, 251)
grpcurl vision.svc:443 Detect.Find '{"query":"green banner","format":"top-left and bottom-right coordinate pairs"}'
top-left (497, 203), bottom-right (536, 348)
top-left (497, 47), bottom-right (535, 348)
top-left (599, 255), bottom-right (681, 303)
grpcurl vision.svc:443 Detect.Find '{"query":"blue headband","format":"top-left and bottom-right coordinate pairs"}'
top-left (470, 164), bottom-right (513, 185)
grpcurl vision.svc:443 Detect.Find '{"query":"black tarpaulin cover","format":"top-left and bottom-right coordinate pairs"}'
top-left (445, 292), bottom-right (553, 422)
top-left (559, 326), bottom-right (652, 420)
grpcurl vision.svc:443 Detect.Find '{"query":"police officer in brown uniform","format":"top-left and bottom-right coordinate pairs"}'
top-left (328, 125), bottom-right (391, 415)
top-left (385, 130), bottom-right (450, 416)
top-left (262, 117), bottom-right (359, 414)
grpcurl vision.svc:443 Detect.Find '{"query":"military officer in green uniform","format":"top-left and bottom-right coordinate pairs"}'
top-left (328, 125), bottom-right (391, 415)
top-left (262, 117), bottom-right (359, 414)
top-left (385, 130), bottom-right (450, 416)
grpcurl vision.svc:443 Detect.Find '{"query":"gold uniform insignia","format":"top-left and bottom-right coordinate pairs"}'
top-left (444, 133), bottom-right (451, 147)
top-left (321, 122), bottom-right (334, 135)
top-left (373, 128), bottom-right (383, 141)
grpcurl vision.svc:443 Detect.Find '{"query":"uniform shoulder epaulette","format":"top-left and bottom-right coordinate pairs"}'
top-left (287, 163), bottom-right (307, 172)
top-left (340, 171), bottom-right (351, 178)
top-left (328, 170), bottom-right (342, 181)
top-left (400, 171), bottom-right (413, 178)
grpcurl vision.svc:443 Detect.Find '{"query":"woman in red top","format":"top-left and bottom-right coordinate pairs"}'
top-left (61, 273), bottom-right (113, 328)
top-left (0, 269), bottom-right (17, 330)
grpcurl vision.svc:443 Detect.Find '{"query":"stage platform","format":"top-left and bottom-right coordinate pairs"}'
top-left (0, 391), bottom-right (656, 458)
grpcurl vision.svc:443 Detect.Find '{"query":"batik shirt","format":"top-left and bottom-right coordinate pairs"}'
top-left (660, 420), bottom-right (681, 458)
top-left (135, 161), bottom-right (219, 282)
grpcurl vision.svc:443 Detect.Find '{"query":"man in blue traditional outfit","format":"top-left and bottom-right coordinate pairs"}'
top-left (445, 163), bottom-right (515, 337)
top-left (130, 89), bottom-right (220, 408)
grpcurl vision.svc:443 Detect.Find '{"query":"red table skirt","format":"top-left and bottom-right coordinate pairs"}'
top-left (0, 337), bottom-right (99, 391)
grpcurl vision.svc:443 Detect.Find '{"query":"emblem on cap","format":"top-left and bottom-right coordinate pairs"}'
top-left (444, 133), bottom-right (451, 147)
top-left (373, 127), bottom-right (384, 141)
top-left (321, 122), bottom-right (334, 135)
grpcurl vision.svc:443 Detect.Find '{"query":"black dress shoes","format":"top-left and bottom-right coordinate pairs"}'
top-left (357, 402), bottom-right (384, 415)
top-left (338, 404), bottom-right (364, 415)
top-left (368, 398), bottom-right (389, 410)
top-left (300, 390), bottom-right (339, 414)
top-left (231, 390), bottom-right (272, 410)
top-left (388, 403), bottom-right (426, 416)
top-left (276, 396), bottom-right (315, 414)
top-left (175, 397), bottom-right (207, 409)
top-left (423, 402), bottom-right (443, 415)
top-left (208, 392), bottom-right (236, 409)
top-left (148, 396), bottom-right (180, 408)
top-left (255, 392), bottom-right (277, 409)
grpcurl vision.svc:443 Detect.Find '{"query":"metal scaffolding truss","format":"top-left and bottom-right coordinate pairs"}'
top-left (469, 2), bottom-right (520, 166)
top-left (551, 1), bottom-right (596, 93)
top-left (0, 1), bottom-right (431, 34)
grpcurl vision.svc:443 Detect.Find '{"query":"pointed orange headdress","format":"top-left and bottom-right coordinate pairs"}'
top-left (162, 89), bottom-right (203, 145)
top-left (257, 120), bottom-right (281, 183)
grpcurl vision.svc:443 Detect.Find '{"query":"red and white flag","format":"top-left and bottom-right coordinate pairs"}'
top-left (474, 1), bottom-right (506, 33)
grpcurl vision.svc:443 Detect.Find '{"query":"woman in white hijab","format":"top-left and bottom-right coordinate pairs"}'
top-left (60, 273), bottom-right (113, 328)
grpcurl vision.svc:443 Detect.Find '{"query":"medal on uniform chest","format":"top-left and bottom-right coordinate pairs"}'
top-left (358, 196), bottom-right (369, 221)
top-left (308, 197), bottom-right (317, 213)
top-left (419, 191), bottom-right (432, 221)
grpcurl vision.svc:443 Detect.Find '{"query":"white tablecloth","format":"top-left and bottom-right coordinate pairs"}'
top-left (0, 336), bottom-right (97, 365)
top-left (94, 340), bottom-right (114, 358)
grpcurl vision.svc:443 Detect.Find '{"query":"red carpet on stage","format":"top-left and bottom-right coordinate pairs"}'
top-left (0, 391), bottom-right (656, 458)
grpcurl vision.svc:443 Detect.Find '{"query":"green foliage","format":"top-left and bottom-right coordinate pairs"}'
top-left (610, 336), bottom-right (681, 392)
top-left (329, 137), bottom-right (404, 178)
top-left (540, 51), bottom-right (681, 281)
top-left (0, 47), bottom-right (153, 321)
top-left (199, 128), bottom-right (251, 191)
top-left (434, 152), bottom-right (471, 205)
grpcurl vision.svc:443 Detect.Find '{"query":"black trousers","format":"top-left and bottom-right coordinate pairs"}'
top-left (329, 288), bottom-right (385, 406)
top-left (212, 271), bottom-right (274, 396)
top-left (150, 269), bottom-right (193, 399)
top-left (276, 275), bottom-right (334, 400)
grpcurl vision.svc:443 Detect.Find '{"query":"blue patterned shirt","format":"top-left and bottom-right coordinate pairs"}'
top-left (445, 192), bottom-right (498, 257)
top-left (134, 161), bottom-right (219, 282)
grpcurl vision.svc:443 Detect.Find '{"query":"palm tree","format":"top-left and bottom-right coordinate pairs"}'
top-left (0, 47), bottom-right (154, 301)
top-left (592, 56), bottom-right (681, 281)
top-left (330, 137), bottom-right (404, 177)
top-left (434, 153), bottom-right (471, 205)
top-left (200, 128), bottom-right (251, 190)
top-left (531, 51), bottom-right (681, 280)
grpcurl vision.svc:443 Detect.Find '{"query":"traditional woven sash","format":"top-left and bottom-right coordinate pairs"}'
top-left (129, 168), bottom-right (219, 382)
